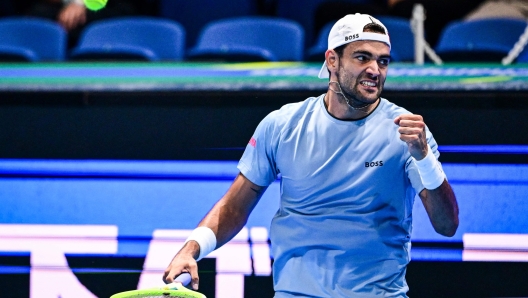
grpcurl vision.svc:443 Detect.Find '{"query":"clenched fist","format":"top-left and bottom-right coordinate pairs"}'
top-left (394, 114), bottom-right (428, 160)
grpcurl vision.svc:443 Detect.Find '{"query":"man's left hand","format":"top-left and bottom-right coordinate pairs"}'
top-left (394, 114), bottom-right (428, 160)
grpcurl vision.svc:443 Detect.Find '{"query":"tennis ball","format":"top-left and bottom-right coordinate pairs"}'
top-left (84, 0), bottom-right (108, 11)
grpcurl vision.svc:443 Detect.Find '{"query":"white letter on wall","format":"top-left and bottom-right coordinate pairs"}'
top-left (0, 224), bottom-right (117, 298)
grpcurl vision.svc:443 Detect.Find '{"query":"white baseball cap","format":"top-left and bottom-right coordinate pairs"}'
top-left (317, 13), bottom-right (391, 79)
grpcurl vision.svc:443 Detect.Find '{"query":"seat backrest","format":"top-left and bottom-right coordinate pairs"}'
top-left (435, 18), bottom-right (528, 62)
top-left (159, 0), bottom-right (256, 48)
top-left (305, 21), bottom-right (333, 61)
top-left (76, 17), bottom-right (186, 61)
top-left (276, 0), bottom-right (368, 47)
top-left (307, 16), bottom-right (410, 62)
top-left (516, 45), bottom-right (528, 63)
top-left (0, 17), bottom-right (66, 61)
top-left (193, 17), bottom-right (305, 61)
top-left (376, 16), bottom-right (414, 62)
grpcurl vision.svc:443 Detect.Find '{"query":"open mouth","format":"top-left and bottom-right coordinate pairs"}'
top-left (360, 80), bottom-right (377, 88)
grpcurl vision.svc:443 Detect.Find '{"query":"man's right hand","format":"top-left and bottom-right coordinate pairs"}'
top-left (163, 240), bottom-right (201, 290)
top-left (58, 2), bottom-right (86, 32)
top-left (162, 173), bottom-right (266, 290)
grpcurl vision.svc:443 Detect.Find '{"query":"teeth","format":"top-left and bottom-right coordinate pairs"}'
top-left (361, 81), bottom-right (376, 87)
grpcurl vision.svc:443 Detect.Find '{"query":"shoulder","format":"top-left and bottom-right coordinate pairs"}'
top-left (377, 97), bottom-right (413, 119)
top-left (261, 95), bottom-right (322, 130)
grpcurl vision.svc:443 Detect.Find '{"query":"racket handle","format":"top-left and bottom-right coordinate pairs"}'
top-left (175, 272), bottom-right (191, 286)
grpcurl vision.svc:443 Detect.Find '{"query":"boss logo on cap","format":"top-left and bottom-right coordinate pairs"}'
top-left (344, 34), bottom-right (359, 41)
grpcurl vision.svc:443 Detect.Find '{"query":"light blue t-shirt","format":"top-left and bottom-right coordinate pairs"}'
top-left (238, 94), bottom-right (441, 297)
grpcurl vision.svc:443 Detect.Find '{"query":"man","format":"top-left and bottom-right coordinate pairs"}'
top-left (164, 13), bottom-right (459, 297)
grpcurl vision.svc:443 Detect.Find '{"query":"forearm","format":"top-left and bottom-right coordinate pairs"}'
top-left (420, 180), bottom-right (459, 236)
top-left (198, 203), bottom-right (249, 249)
top-left (191, 173), bottom-right (265, 255)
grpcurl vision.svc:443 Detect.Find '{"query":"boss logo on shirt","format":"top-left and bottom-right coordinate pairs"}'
top-left (344, 34), bottom-right (359, 41)
top-left (365, 161), bottom-right (383, 167)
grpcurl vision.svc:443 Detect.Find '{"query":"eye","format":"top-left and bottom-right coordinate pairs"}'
top-left (378, 58), bottom-right (391, 66)
top-left (356, 55), bottom-right (368, 62)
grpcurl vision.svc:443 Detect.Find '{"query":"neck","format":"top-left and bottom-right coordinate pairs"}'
top-left (324, 88), bottom-right (379, 120)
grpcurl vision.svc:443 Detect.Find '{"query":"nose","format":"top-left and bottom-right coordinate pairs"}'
top-left (365, 60), bottom-right (380, 78)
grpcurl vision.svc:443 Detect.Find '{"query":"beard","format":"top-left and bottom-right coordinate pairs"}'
top-left (336, 68), bottom-right (384, 107)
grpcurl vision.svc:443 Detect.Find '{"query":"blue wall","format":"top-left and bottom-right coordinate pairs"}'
top-left (1, 159), bottom-right (528, 257)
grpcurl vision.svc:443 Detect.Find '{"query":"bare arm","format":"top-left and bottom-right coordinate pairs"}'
top-left (418, 180), bottom-right (459, 236)
top-left (395, 114), bottom-right (459, 237)
top-left (163, 173), bottom-right (266, 289)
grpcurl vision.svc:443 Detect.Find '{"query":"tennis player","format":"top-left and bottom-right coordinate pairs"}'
top-left (164, 13), bottom-right (459, 297)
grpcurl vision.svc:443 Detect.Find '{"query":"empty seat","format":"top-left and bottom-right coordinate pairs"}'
top-left (276, 0), bottom-right (369, 46)
top-left (376, 16), bottom-right (414, 62)
top-left (306, 16), bottom-right (411, 62)
top-left (187, 17), bottom-right (305, 62)
top-left (516, 47), bottom-right (528, 63)
top-left (305, 22), bottom-right (333, 61)
top-left (0, 17), bottom-right (66, 62)
top-left (159, 0), bottom-right (257, 48)
top-left (70, 17), bottom-right (185, 61)
top-left (435, 18), bottom-right (528, 62)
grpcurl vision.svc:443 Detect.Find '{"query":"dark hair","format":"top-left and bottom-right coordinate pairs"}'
top-left (363, 23), bottom-right (386, 35)
top-left (327, 22), bottom-right (387, 77)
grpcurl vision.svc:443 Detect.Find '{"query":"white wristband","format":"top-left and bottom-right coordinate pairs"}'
top-left (414, 145), bottom-right (446, 190)
top-left (184, 227), bottom-right (217, 261)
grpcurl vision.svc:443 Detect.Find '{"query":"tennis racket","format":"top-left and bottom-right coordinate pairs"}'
top-left (110, 273), bottom-right (206, 298)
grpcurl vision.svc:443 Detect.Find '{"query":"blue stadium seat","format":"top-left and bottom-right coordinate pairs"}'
top-left (305, 22), bottom-right (333, 62)
top-left (376, 16), bottom-right (414, 62)
top-left (0, 17), bottom-right (66, 62)
top-left (306, 16), bottom-right (411, 62)
top-left (435, 18), bottom-right (528, 62)
top-left (516, 47), bottom-right (528, 63)
top-left (276, 0), bottom-right (369, 46)
top-left (507, 25), bottom-right (528, 64)
top-left (70, 17), bottom-right (185, 61)
top-left (159, 0), bottom-right (257, 48)
top-left (187, 17), bottom-right (305, 62)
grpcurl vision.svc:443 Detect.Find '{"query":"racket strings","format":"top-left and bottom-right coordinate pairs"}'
top-left (140, 296), bottom-right (188, 298)
top-left (122, 295), bottom-right (195, 298)
top-left (115, 291), bottom-right (203, 298)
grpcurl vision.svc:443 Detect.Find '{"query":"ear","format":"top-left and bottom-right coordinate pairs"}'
top-left (325, 49), bottom-right (339, 76)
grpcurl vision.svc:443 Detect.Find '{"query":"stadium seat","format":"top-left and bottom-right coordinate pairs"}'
top-left (435, 18), bottom-right (528, 62)
top-left (306, 16), bottom-right (411, 62)
top-left (70, 17), bottom-right (185, 61)
top-left (276, 0), bottom-right (369, 47)
top-left (0, 17), bottom-right (66, 62)
top-left (159, 0), bottom-right (257, 48)
top-left (376, 16), bottom-right (414, 62)
top-left (516, 48), bottom-right (528, 63)
top-left (508, 25), bottom-right (528, 64)
top-left (305, 22), bottom-right (333, 62)
top-left (187, 17), bottom-right (305, 62)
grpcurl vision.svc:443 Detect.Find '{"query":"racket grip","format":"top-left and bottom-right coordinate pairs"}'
top-left (175, 272), bottom-right (191, 286)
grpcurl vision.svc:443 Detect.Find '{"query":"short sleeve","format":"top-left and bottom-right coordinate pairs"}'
top-left (237, 111), bottom-right (280, 187)
top-left (405, 126), bottom-right (444, 194)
